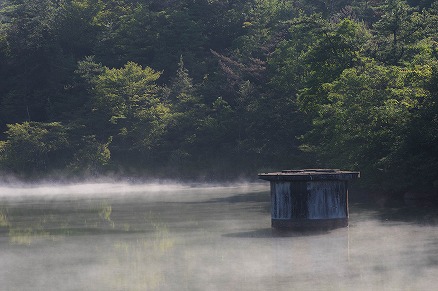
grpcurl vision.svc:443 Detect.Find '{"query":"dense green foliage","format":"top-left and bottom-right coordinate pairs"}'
top-left (0, 0), bottom-right (437, 194)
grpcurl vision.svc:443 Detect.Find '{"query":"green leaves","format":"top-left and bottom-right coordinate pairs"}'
top-left (304, 59), bottom-right (435, 190)
top-left (93, 61), bottom-right (161, 118)
top-left (0, 0), bottom-right (437, 187)
top-left (271, 17), bottom-right (370, 115)
top-left (371, 0), bottom-right (434, 64)
top-left (80, 60), bottom-right (171, 151)
top-left (0, 122), bottom-right (70, 174)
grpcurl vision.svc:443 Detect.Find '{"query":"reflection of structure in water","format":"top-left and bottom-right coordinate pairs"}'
top-left (258, 169), bottom-right (360, 230)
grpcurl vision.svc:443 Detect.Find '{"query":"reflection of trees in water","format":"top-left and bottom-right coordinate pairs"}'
top-left (97, 201), bottom-right (114, 228)
top-left (0, 207), bottom-right (64, 245)
top-left (349, 197), bottom-right (438, 226)
top-left (109, 213), bottom-right (176, 290)
top-left (0, 210), bottom-right (9, 228)
top-left (0, 200), bottom-right (178, 289)
top-left (0, 200), bottom-right (123, 245)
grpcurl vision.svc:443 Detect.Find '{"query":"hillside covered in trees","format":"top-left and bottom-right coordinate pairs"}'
top-left (0, 0), bottom-right (437, 195)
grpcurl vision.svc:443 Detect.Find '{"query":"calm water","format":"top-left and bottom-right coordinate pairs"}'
top-left (0, 183), bottom-right (437, 291)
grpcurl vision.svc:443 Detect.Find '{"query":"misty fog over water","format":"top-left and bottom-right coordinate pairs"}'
top-left (0, 183), bottom-right (437, 290)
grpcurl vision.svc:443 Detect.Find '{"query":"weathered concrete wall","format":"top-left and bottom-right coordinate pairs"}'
top-left (306, 181), bottom-right (347, 219)
top-left (271, 181), bottom-right (348, 219)
top-left (271, 182), bottom-right (292, 219)
top-left (270, 180), bottom-right (348, 227)
top-left (260, 169), bottom-right (358, 229)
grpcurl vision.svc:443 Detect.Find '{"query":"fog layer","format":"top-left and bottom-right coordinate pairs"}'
top-left (0, 183), bottom-right (437, 290)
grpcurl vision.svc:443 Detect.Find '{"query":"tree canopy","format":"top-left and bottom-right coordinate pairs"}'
top-left (1, 0), bottom-right (437, 196)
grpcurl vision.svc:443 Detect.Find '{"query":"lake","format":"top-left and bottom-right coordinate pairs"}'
top-left (0, 183), bottom-right (437, 290)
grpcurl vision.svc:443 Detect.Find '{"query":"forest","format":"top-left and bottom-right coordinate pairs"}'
top-left (0, 0), bottom-right (437, 196)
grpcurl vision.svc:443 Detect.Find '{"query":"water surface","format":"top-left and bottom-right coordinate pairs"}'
top-left (0, 183), bottom-right (437, 290)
